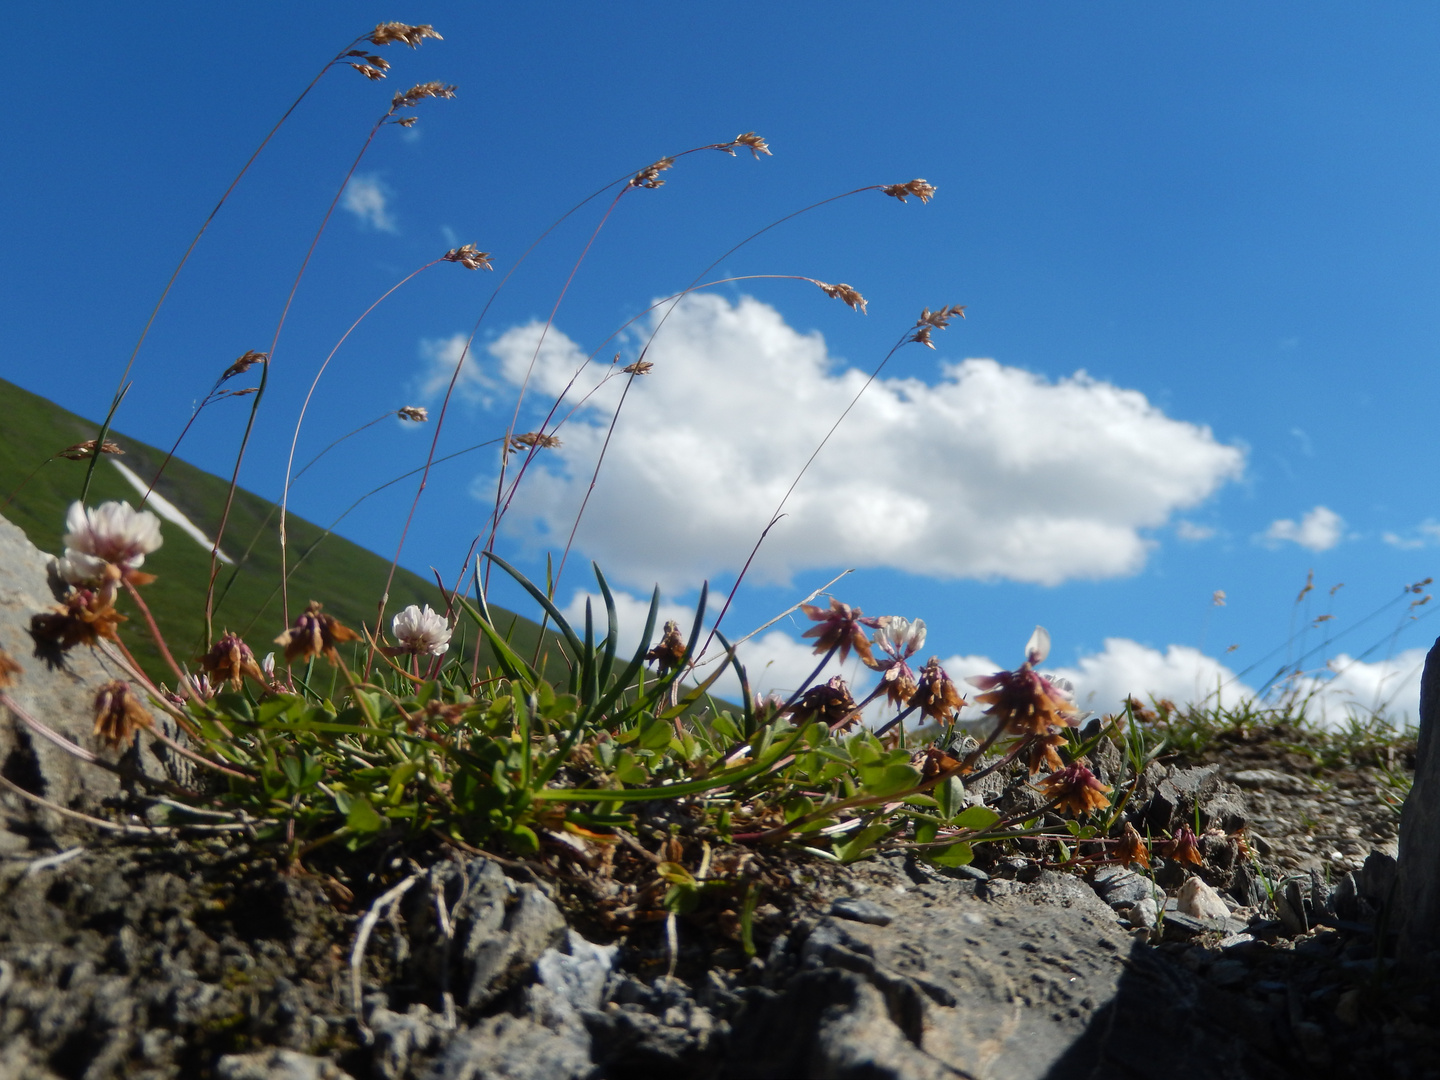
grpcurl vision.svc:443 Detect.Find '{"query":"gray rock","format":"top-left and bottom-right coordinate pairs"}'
top-left (724, 864), bottom-right (1273, 1079)
top-left (1092, 866), bottom-right (1156, 909)
top-left (1144, 764), bottom-right (1222, 834)
top-left (427, 1012), bottom-right (592, 1080)
top-left (215, 1049), bottom-right (354, 1080)
top-left (1229, 768), bottom-right (1313, 794)
top-left (1400, 636), bottom-right (1440, 959)
top-left (408, 857), bottom-right (568, 1011)
top-left (829, 896), bottom-right (896, 926)
top-left (0, 513), bottom-right (173, 852)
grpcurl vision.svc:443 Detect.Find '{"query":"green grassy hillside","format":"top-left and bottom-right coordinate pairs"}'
top-left (0, 378), bottom-right (551, 684)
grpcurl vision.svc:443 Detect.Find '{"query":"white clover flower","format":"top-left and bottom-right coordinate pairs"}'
top-left (56, 500), bottom-right (163, 584)
top-left (874, 616), bottom-right (926, 662)
top-left (391, 604), bottom-right (452, 657)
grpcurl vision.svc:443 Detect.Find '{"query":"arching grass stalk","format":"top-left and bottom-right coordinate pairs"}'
top-left (81, 22), bottom-right (443, 505)
top-left (279, 247), bottom-right (490, 621)
top-left (204, 79), bottom-right (458, 646)
top-left (370, 143), bottom-right (758, 674)
top-left (699, 303), bottom-right (963, 658)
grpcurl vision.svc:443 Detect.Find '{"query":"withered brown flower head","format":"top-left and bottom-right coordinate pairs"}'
top-left (1115, 821), bottom-right (1151, 869)
top-left (968, 668), bottom-right (1081, 737)
top-left (908, 304), bottom-right (967, 349)
top-left (882, 179), bottom-right (937, 204)
top-left (198, 631), bottom-right (263, 690)
top-left (1024, 731), bottom-right (1068, 776)
top-left (57, 440), bottom-right (124, 461)
top-left (392, 81), bottom-right (457, 111)
top-left (219, 350), bottom-right (267, 384)
top-left (622, 359), bottom-right (654, 375)
top-left (799, 598), bottom-right (880, 665)
top-left (274, 601), bottom-right (360, 665)
top-left (631, 158), bottom-right (674, 189)
top-left (367, 22), bottom-right (443, 48)
top-left (1156, 825), bottom-right (1204, 866)
top-left (348, 55), bottom-right (390, 80)
top-left (32, 588), bottom-right (126, 650)
top-left (913, 657), bottom-right (966, 723)
top-left (508, 432), bottom-right (562, 454)
top-left (397, 405), bottom-right (429, 422)
top-left (814, 281), bottom-right (868, 314)
top-left (919, 744), bottom-right (964, 781)
top-left (0, 648), bottom-right (21, 689)
top-left (789, 675), bottom-right (858, 730)
top-left (1036, 762), bottom-right (1112, 817)
top-left (93, 680), bottom-right (153, 748)
top-left (443, 244), bottom-right (493, 270)
top-left (645, 620), bottom-right (687, 673)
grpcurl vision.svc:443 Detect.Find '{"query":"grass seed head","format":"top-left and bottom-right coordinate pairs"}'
top-left (391, 81), bottom-right (456, 111)
top-left (397, 405), bottom-right (429, 422)
top-left (631, 158), bottom-right (674, 189)
top-left (367, 22), bottom-right (443, 48)
top-left (443, 243), bottom-right (493, 270)
top-left (221, 350), bottom-right (267, 382)
top-left (57, 440), bottom-right (123, 461)
top-left (815, 281), bottom-right (867, 314)
top-left (882, 178), bottom-right (937, 203)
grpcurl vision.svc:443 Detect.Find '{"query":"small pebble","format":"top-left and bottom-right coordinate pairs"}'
top-left (829, 898), bottom-right (895, 926)
top-left (1177, 877), bottom-right (1230, 921)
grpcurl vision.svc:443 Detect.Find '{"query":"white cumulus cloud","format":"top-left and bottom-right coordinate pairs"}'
top-left (417, 333), bottom-right (492, 404)
top-left (342, 174), bottom-right (397, 232)
top-left (1262, 505), bottom-right (1344, 552)
top-left (484, 294), bottom-right (1245, 591)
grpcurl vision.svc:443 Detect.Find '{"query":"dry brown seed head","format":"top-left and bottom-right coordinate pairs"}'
top-left (57, 440), bottom-right (124, 461)
top-left (630, 158), bottom-right (674, 189)
top-left (815, 281), bottom-right (867, 314)
top-left (275, 601), bottom-right (360, 666)
top-left (397, 405), bottom-right (429, 422)
top-left (92, 679), bottom-right (153, 748)
top-left (645, 620), bottom-right (687, 673)
top-left (508, 432), bottom-right (562, 452)
top-left (395, 116), bottom-right (419, 128)
top-left (442, 244), bottom-right (493, 270)
top-left (197, 631), bottom-right (263, 690)
top-left (350, 63), bottom-right (387, 81)
top-left (733, 132), bottom-right (771, 158)
top-left (0, 647), bottom-right (20, 688)
top-left (368, 22), bottom-right (443, 48)
top-left (882, 179), bottom-right (937, 204)
top-left (221, 350), bottom-right (267, 382)
top-left (392, 81), bottom-right (456, 110)
top-left (622, 360), bottom-right (654, 375)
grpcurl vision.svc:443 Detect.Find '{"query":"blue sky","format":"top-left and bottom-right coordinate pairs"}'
top-left (6, 3), bottom-right (1440, 722)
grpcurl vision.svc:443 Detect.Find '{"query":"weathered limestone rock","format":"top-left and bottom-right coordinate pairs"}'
top-left (1398, 635), bottom-right (1440, 959)
top-left (0, 513), bottom-right (162, 852)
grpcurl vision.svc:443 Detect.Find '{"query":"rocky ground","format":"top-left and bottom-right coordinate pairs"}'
top-left (0, 719), bottom-right (1432, 1080)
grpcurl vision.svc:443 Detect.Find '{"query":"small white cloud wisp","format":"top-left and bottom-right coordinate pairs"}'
top-left (481, 294), bottom-right (1245, 591)
top-left (342, 175), bottom-right (397, 233)
top-left (1263, 505), bottom-right (1344, 552)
